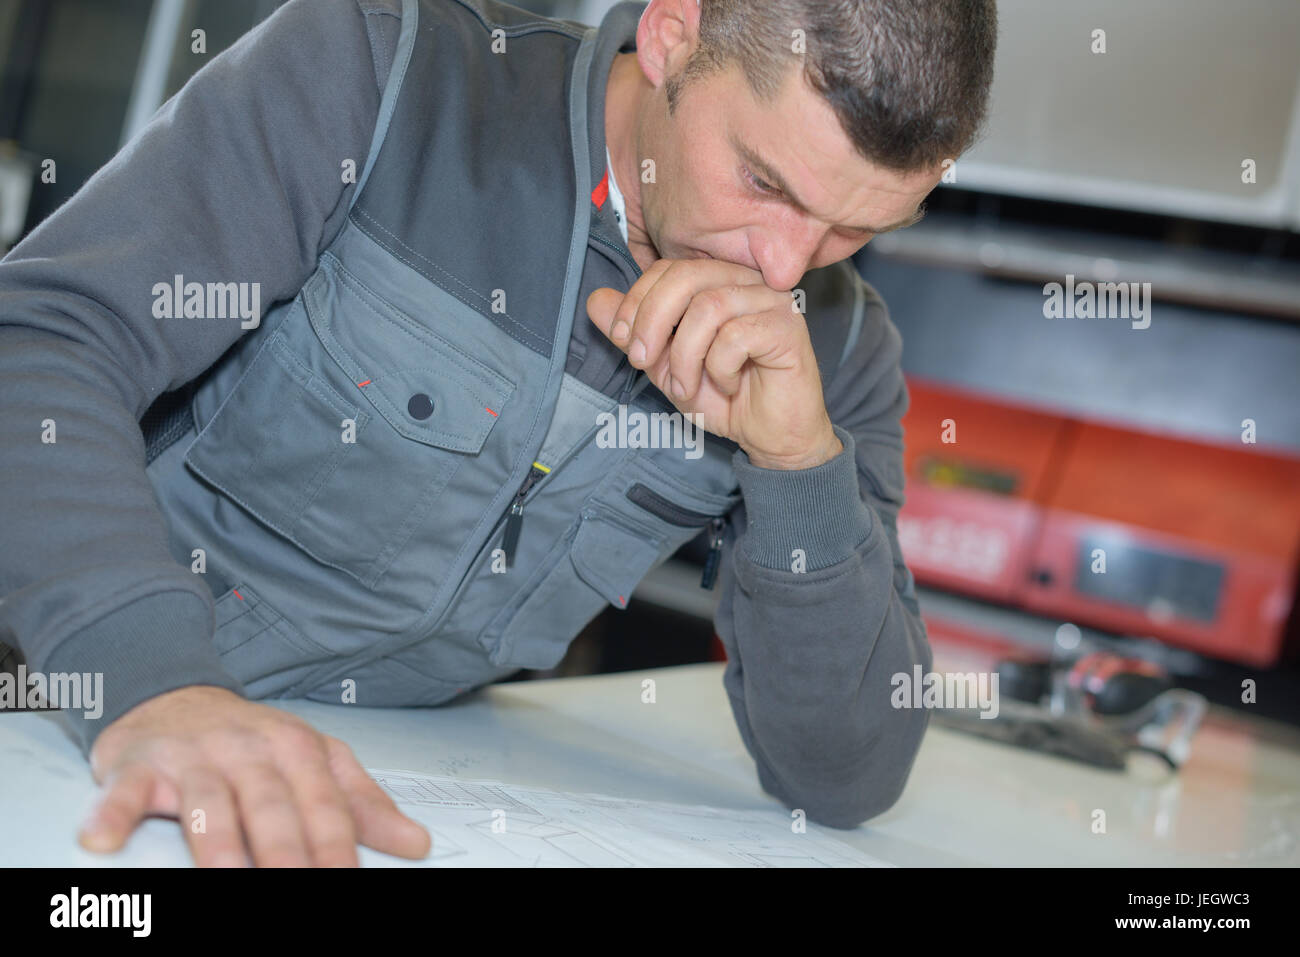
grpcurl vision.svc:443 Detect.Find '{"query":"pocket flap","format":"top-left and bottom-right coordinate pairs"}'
top-left (356, 365), bottom-right (507, 453)
top-left (569, 511), bottom-right (664, 609)
top-left (305, 256), bottom-right (513, 453)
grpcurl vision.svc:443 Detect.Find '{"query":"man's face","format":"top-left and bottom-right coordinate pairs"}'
top-left (636, 60), bottom-right (944, 291)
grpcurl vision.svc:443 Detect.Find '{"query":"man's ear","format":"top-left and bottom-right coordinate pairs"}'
top-left (635, 0), bottom-right (702, 89)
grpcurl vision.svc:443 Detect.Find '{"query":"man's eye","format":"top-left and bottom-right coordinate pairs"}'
top-left (743, 166), bottom-right (780, 195)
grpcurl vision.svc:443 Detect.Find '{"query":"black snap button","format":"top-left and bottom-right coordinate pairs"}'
top-left (407, 393), bottom-right (434, 420)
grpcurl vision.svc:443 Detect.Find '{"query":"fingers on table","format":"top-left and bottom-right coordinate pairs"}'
top-left (79, 763), bottom-right (158, 853)
top-left (324, 736), bottom-right (431, 860)
top-left (276, 735), bottom-right (362, 867)
top-left (178, 767), bottom-right (249, 867)
top-left (227, 760), bottom-right (314, 867)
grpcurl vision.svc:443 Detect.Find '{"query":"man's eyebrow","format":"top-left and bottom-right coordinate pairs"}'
top-left (732, 134), bottom-right (928, 234)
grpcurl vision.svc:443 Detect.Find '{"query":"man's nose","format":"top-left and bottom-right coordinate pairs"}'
top-left (750, 221), bottom-right (822, 291)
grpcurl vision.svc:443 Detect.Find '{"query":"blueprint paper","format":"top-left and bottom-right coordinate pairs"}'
top-left (365, 768), bottom-right (889, 867)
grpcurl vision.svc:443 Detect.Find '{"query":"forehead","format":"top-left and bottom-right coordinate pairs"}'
top-left (713, 61), bottom-right (942, 224)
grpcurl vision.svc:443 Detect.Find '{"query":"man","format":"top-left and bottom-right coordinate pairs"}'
top-left (0, 0), bottom-right (996, 866)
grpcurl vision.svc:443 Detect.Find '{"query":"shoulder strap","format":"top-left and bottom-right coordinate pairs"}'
top-left (349, 0), bottom-right (420, 212)
top-left (144, 0), bottom-right (422, 462)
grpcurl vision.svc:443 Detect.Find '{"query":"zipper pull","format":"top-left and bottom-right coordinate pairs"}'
top-left (700, 516), bottom-right (727, 589)
top-left (618, 364), bottom-right (640, 404)
top-left (501, 462), bottom-right (548, 567)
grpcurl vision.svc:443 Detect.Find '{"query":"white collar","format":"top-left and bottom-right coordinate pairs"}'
top-left (604, 145), bottom-right (628, 245)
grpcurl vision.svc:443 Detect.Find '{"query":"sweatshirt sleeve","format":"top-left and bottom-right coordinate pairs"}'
top-left (712, 270), bottom-right (933, 829)
top-left (0, 0), bottom-right (400, 755)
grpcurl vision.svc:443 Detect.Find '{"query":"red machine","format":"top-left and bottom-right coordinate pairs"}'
top-left (898, 376), bottom-right (1300, 667)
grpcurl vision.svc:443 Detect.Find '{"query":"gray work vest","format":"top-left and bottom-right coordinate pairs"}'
top-left (143, 0), bottom-right (864, 706)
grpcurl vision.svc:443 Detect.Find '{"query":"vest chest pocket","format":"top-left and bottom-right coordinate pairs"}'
top-left (184, 255), bottom-right (514, 597)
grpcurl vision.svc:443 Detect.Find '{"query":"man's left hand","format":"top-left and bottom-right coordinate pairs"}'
top-left (586, 258), bottom-right (843, 470)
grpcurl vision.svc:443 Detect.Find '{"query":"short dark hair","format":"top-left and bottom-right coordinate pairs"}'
top-left (664, 0), bottom-right (998, 172)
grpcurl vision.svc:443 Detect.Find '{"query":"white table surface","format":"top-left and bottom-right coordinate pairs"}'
top-left (3, 661), bottom-right (1298, 866)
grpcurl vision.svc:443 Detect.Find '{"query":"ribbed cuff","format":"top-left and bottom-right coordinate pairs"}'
top-left (732, 425), bottom-right (875, 572)
top-left (39, 591), bottom-right (246, 757)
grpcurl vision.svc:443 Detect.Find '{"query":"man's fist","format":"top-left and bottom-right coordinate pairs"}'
top-left (586, 258), bottom-right (842, 470)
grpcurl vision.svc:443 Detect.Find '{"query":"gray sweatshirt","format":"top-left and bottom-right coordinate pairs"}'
top-left (0, 0), bottom-right (931, 829)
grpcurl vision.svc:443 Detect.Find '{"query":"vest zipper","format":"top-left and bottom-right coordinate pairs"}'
top-left (590, 230), bottom-right (641, 281)
top-left (431, 406), bottom-right (612, 636)
top-left (700, 517), bottom-right (727, 590)
top-left (625, 482), bottom-right (729, 590)
top-left (618, 364), bottom-right (642, 403)
top-left (590, 232), bottom-right (644, 402)
top-left (501, 462), bottom-right (550, 568)
top-left (499, 233), bottom-right (641, 569)
top-left (625, 482), bottom-right (713, 526)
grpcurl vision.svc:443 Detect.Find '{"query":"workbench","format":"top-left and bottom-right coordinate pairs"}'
top-left (2, 662), bottom-right (1297, 866)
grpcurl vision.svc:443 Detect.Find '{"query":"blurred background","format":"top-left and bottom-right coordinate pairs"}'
top-left (1, 0), bottom-right (1297, 726)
